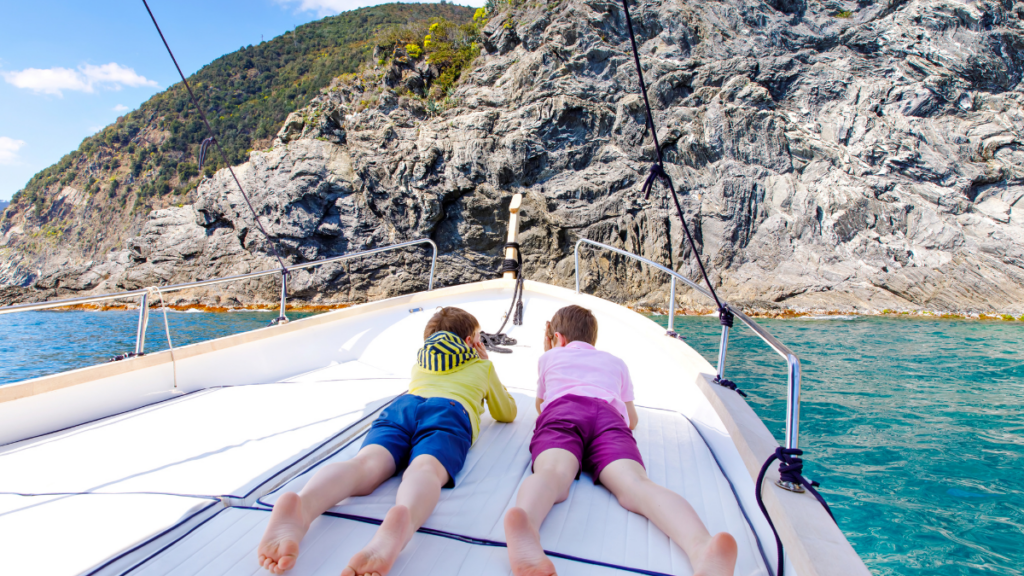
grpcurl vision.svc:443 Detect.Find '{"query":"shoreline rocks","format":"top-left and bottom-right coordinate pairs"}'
top-left (2, 0), bottom-right (1024, 316)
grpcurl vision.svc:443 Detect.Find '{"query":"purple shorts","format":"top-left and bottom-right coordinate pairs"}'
top-left (529, 394), bottom-right (644, 483)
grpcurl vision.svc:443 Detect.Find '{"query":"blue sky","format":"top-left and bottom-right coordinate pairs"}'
top-left (0, 0), bottom-right (481, 201)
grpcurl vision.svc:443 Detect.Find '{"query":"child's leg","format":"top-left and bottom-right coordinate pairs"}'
top-left (258, 444), bottom-right (396, 574)
top-left (341, 454), bottom-right (450, 576)
top-left (599, 459), bottom-right (737, 576)
top-left (514, 448), bottom-right (580, 528)
top-left (504, 448), bottom-right (580, 576)
top-left (343, 396), bottom-right (473, 576)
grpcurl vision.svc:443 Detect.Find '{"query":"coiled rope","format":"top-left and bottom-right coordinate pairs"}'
top-left (755, 448), bottom-right (837, 576)
top-left (480, 242), bottom-right (525, 353)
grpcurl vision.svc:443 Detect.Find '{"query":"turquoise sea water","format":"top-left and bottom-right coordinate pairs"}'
top-left (648, 314), bottom-right (1024, 576)
top-left (1, 310), bottom-right (1022, 574)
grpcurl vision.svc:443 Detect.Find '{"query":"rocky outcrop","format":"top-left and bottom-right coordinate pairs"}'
top-left (4, 0), bottom-right (1024, 315)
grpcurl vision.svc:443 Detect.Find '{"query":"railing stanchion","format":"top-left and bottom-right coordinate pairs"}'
top-left (574, 240), bottom-right (582, 294)
top-left (276, 270), bottom-right (289, 325)
top-left (785, 355), bottom-right (801, 450)
top-left (428, 241), bottom-right (437, 291)
top-left (775, 354), bottom-right (804, 492)
top-left (572, 238), bottom-right (804, 458)
top-left (717, 323), bottom-right (729, 382)
top-left (668, 277), bottom-right (676, 333)
top-left (134, 292), bottom-right (150, 355)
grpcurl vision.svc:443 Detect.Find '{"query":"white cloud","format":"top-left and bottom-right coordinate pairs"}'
top-left (0, 137), bottom-right (26, 165)
top-left (1, 63), bottom-right (158, 97)
top-left (274, 0), bottom-right (358, 16)
top-left (113, 104), bottom-right (130, 112)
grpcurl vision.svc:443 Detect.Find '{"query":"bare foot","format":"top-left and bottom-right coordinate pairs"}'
top-left (340, 505), bottom-right (413, 576)
top-left (258, 492), bottom-right (309, 574)
top-left (693, 532), bottom-right (738, 576)
top-left (504, 507), bottom-right (557, 576)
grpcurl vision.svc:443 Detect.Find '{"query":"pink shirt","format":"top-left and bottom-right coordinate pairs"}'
top-left (537, 341), bottom-right (634, 424)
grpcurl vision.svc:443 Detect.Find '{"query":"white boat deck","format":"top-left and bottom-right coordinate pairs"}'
top-left (0, 280), bottom-right (808, 576)
top-left (130, 508), bottom-right (652, 576)
top-left (256, 394), bottom-right (768, 576)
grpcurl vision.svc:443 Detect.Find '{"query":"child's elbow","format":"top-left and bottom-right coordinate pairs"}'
top-left (492, 404), bottom-right (517, 423)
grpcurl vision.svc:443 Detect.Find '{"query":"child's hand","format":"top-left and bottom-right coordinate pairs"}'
top-left (473, 338), bottom-right (490, 360)
top-left (543, 321), bottom-right (553, 352)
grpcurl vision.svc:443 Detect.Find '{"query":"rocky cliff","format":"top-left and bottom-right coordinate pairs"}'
top-left (4, 0), bottom-right (1024, 315)
top-left (0, 3), bottom-right (474, 293)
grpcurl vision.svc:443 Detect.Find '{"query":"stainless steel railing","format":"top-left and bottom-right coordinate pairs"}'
top-left (574, 238), bottom-right (802, 457)
top-left (0, 239), bottom-right (438, 357)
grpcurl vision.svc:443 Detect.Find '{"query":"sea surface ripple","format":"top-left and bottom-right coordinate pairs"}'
top-left (649, 314), bottom-right (1024, 576)
top-left (1, 310), bottom-right (1022, 574)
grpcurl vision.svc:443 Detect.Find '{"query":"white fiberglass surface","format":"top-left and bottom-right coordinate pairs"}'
top-left (0, 493), bottom-right (214, 576)
top-left (259, 395), bottom-right (768, 576)
top-left (4, 280), bottom-right (773, 575)
top-left (341, 283), bottom-right (717, 407)
top-left (129, 507), bottom-right (638, 576)
top-left (0, 373), bottom-right (407, 497)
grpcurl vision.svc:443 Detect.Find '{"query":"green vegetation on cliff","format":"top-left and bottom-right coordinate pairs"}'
top-left (5, 3), bottom-right (474, 219)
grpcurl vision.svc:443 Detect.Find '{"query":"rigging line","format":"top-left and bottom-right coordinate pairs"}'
top-left (147, 286), bottom-right (178, 389)
top-left (140, 0), bottom-right (288, 272)
top-left (619, 0), bottom-right (724, 312)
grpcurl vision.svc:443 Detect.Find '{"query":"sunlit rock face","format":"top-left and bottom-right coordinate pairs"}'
top-left (7, 0), bottom-right (1024, 314)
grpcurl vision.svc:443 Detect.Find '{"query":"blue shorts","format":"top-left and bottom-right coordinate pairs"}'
top-left (362, 394), bottom-right (473, 488)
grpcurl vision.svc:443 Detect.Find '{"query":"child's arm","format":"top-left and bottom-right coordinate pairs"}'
top-left (535, 397), bottom-right (543, 414)
top-left (485, 365), bottom-right (518, 423)
top-left (621, 359), bottom-right (638, 429)
top-left (625, 401), bottom-right (639, 430)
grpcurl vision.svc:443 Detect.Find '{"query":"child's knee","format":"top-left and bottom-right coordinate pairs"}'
top-left (352, 447), bottom-right (396, 479)
top-left (534, 451), bottom-right (579, 479)
top-left (614, 490), bottom-right (643, 513)
top-left (612, 477), bottom-right (651, 513)
top-left (405, 455), bottom-right (449, 484)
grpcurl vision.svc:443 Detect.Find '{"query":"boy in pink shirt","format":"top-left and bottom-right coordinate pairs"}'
top-left (503, 305), bottom-right (738, 576)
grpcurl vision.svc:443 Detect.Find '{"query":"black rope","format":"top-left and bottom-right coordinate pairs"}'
top-left (197, 137), bottom-right (214, 171)
top-left (481, 242), bottom-right (524, 353)
top-left (711, 306), bottom-right (745, 395)
top-left (713, 376), bottom-right (747, 397)
top-left (719, 306), bottom-right (734, 328)
top-left (620, 0), bottom-right (723, 312)
top-left (141, 0), bottom-right (288, 275)
top-left (755, 447), bottom-right (837, 576)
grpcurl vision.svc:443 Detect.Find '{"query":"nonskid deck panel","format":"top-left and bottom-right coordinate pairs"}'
top-left (126, 507), bottom-right (661, 576)
top-left (0, 370), bottom-right (408, 498)
top-left (257, 395), bottom-right (770, 576)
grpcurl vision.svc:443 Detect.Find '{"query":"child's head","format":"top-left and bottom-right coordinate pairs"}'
top-left (424, 307), bottom-right (481, 341)
top-left (549, 305), bottom-right (598, 346)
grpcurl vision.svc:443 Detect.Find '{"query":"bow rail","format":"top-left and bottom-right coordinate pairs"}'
top-left (574, 238), bottom-right (802, 459)
top-left (0, 239), bottom-right (438, 357)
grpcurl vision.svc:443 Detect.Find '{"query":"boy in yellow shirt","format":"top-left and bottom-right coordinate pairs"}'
top-left (258, 307), bottom-right (517, 575)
